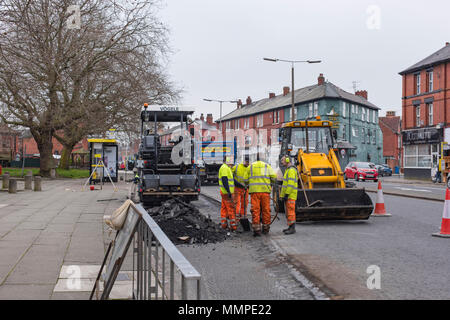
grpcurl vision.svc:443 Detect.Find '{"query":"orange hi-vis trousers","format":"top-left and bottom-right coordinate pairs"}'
top-left (234, 187), bottom-right (248, 220)
top-left (285, 199), bottom-right (296, 226)
top-left (220, 191), bottom-right (237, 231)
top-left (250, 192), bottom-right (271, 233)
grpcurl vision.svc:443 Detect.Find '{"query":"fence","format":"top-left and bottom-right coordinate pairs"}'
top-left (131, 204), bottom-right (201, 300)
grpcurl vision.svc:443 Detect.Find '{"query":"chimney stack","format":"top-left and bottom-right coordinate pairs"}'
top-left (318, 73), bottom-right (325, 85)
top-left (355, 90), bottom-right (368, 100)
top-left (246, 96), bottom-right (252, 105)
top-left (386, 111), bottom-right (396, 117)
top-left (206, 113), bottom-right (213, 124)
top-left (200, 113), bottom-right (204, 121)
top-left (446, 42), bottom-right (450, 46)
top-left (282, 86), bottom-right (290, 96)
top-left (237, 99), bottom-right (242, 108)
top-left (269, 92), bottom-right (276, 99)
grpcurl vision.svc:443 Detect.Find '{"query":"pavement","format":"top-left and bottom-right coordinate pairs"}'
top-left (0, 178), bottom-right (134, 300)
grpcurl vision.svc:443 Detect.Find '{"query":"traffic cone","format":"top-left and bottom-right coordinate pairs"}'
top-left (432, 188), bottom-right (450, 238)
top-left (372, 181), bottom-right (391, 217)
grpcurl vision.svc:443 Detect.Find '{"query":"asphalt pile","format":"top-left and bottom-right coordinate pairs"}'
top-left (147, 198), bottom-right (228, 245)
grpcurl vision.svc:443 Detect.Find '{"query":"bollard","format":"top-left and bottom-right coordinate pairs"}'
top-left (2, 173), bottom-right (9, 190)
top-left (8, 178), bottom-right (17, 194)
top-left (24, 174), bottom-right (32, 190)
top-left (34, 176), bottom-right (42, 192)
top-left (50, 168), bottom-right (56, 179)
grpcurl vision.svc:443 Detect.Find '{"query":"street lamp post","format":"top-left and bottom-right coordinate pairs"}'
top-left (203, 99), bottom-right (238, 131)
top-left (263, 58), bottom-right (321, 121)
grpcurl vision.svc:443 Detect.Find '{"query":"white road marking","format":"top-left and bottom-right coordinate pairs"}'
top-left (396, 187), bottom-right (431, 193)
top-left (0, 204), bottom-right (9, 209)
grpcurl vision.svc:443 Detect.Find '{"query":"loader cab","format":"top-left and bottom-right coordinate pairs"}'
top-left (280, 119), bottom-right (336, 161)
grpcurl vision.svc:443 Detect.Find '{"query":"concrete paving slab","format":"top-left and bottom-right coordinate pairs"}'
top-left (1, 229), bottom-right (40, 241)
top-left (15, 222), bottom-right (47, 230)
top-left (53, 278), bottom-right (102, 292)
top-left (0, 284), bottom-right (54, 299)
top-left (44, 223), bottom-right (75, 233)
top-left (59, 265), bottom-right (101, 279)
top-left (50, 291), bottom-right (91, 300)
top-left (109, 281), bottom-right (133, 300)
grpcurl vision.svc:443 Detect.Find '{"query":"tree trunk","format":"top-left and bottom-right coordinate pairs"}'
top-left (59, 145), bottom-right (74, 170)
top-left (37, 137), bottom-right (54, 177)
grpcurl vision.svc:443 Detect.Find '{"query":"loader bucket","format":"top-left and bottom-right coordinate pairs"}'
top-left (295, 188), bottom-right (373, 222)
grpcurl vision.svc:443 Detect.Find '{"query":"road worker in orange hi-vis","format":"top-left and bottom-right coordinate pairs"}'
top-left (279, 155), bottom-right (298, 235)
top-left (245, 154), bottom-right (276, 237)
top-left (232, 156), bottom-right (250, 226)
top-left (218, 156), bottom-right (237, 231)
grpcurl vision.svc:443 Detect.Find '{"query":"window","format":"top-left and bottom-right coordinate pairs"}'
top-left (427, 70), bottom-right (433, 92)
top-left (342, 102), bottom-right (347, 118)
top-left (351, 104), bottom-right (355, 114)
top-left (309, 103), bottom-right (313, 117)
top-left (415, 73), bottom-right (421, 94)
top-left (292, 107), bottom-right (297, 120)
top-left (226, 121), bottom-right (231, 129)
top-left (244, 117), bottom-right (250, 129)
top-left (314, 102), bottom-right (319, 116)
top-left (404, 145), bottom-right (431, 168)
top-left (234, 119), bottom-right (240, 130)
top-left (342, 124), bottom-right (347, 140)
top-left (272, 110), bottom-right (280, 124)
top-left (257, 114), bottom-right (263, 127)
top-left (362, 128), bottom-right (366, 143)
top-left (415, 105), bottom-right (421, 127)
top-left (427, 103), bottom-right (433, 125)
top-left (362, 108), bottom-right (366, 122)
top-left (352, 126), bottom-right (358, 137)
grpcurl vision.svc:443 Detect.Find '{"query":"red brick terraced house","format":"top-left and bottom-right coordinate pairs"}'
top-left (379, 111), bottom-right (402, 171)
top-left (399, 42), bottom-right (450, 179)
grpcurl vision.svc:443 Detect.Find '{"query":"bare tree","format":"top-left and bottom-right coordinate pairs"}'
top-left (0, 0), bottom-right (178, 175)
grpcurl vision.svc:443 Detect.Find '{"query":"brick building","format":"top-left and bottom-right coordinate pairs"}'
top-left (218, 73), bottom-right (383, 169)
top-left (0, 123), bottom-right (20, 165)
top-left (379, 111), bottom-right (402, 171)
top-left (399, 42), bottom-right (450, 179)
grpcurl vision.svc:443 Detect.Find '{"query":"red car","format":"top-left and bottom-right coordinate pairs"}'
top-left (344, 162), bottom-right (378, 182)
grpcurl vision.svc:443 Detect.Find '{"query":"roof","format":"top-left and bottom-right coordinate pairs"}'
top-left (399, 44), bottom-right (450, 75)
top-left (217, 81), bottom-right (380, 122)
top-left (379, 116), bottom-right (401, 134)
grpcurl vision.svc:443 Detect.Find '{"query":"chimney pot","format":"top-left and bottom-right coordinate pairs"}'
top-left (246, 96), bottom-right (252, 105)
top-left (282, 87), bottom-right (290, 96)
top-left (237, 99), bottom-right (242, 108)
top-left (386, 111), bottom-right (396, 117)
top-left (200, 113), bottom-right (204, 121)
top-left (355, 90), bottom-right (368, 100)
top-left (318, 73), bottom-right (325, 85)
top-left (446, 42), bottom-right (450, 46)
top-left (269, 92), bottom-right (276, 99)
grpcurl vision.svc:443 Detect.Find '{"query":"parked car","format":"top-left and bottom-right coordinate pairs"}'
top-left (375, 164), bottom-right (392, 177)
top-left (344, 161), bottom-right (378, 182)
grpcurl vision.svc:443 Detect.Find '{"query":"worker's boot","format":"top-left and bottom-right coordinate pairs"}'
top-left (283, 224), bottom-right (296, 235)
top-left (253, 231), bottom-right (261, 237)
top-left (262, 227), bottom-right (270, 235)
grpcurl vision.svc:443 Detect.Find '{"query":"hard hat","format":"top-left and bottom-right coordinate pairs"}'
top-left (225, 156), bottom-right (233, 164)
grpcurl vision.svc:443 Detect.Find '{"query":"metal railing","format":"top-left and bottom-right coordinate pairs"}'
top-left (131, 204), bottom-right (201, 300)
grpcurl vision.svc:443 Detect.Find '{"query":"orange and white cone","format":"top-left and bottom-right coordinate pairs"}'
top-left (372, 181), bottom-right (391, 217)
top-left (432, 188), bottom-right (450, 238)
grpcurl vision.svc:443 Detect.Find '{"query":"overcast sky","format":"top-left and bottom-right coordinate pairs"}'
top-left (159, 0), bottom-right (450, 121)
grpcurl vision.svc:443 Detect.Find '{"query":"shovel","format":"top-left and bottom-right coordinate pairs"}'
top-left (239, 189), bottom-right (251, 231)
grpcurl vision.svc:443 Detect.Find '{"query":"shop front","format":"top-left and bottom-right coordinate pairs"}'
top-left (402, 127), bottom-right (443, 180)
